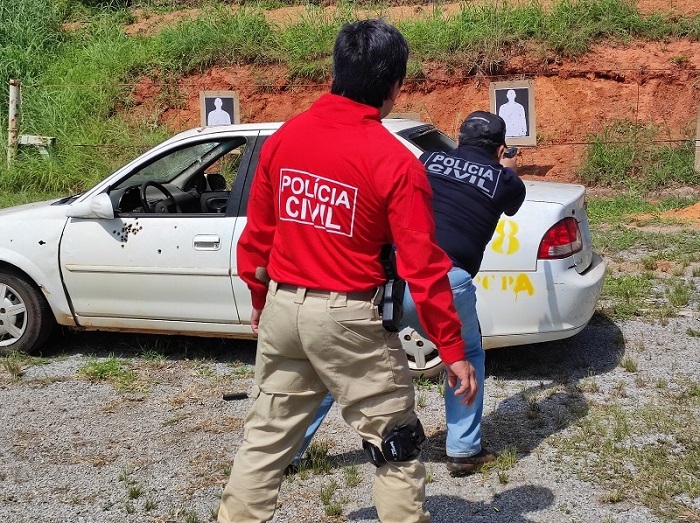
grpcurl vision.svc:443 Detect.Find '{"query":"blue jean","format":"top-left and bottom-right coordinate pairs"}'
top-left (292, 267), bottom-right (485, 463)
top-left (289, 392), bottom-right (336, 465)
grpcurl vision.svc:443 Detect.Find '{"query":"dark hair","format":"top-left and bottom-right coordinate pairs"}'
top-left (331, 19), bottom-right (409, 108)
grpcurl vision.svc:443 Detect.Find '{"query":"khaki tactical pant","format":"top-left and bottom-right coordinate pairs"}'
top-left (218, 281), bottom-right (430, 523)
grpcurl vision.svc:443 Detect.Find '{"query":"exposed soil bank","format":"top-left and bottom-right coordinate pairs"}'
top-left (128, 39), bottom-right (700, 182)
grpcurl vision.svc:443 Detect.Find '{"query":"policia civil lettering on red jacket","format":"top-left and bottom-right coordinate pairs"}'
top-left (217, 19), bottom-right (477, 523)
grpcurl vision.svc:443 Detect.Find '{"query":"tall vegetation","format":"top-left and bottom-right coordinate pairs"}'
top-left (0, 0), bottom-right (699, 204)
top-left (578, 120), bottom-right (700, 192)
top-left (0, 0), bottom-right (64, 90)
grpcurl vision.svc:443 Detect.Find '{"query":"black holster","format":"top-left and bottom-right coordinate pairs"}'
top-left (379, 244), bottom-right (405, 332)
top-left (381, 277), bottom-right (405, 332)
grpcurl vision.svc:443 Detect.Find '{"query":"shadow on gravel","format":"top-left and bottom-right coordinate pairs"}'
top-left (39, 327), bottom-right (259, 364)
top-left (314, 311), bottom-right (624, 470)
top-left (345, 314), bottom-right (622, 523)
top-left (348, 485), bottom-right (555, 522)
top-left (421, 311), bottom-right (624, 461)
top-left (38, 311), bottom-right (624, 477)
top-left (481, 311), bottom-right (623, 458)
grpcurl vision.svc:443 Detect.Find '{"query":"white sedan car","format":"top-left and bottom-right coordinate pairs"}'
top-left (0, 120), bottom-right (606, 376)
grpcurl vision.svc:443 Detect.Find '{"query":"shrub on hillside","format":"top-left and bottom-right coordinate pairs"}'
top-left (0, 0), bottom-right (64, 88)
top-left (578, 120), bottom-right (699, 191)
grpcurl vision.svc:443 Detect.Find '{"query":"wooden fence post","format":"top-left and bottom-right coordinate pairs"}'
top-left (7, 79), bottom-right (20, 168)
top-left (695, 105), bottom-right (700, 174)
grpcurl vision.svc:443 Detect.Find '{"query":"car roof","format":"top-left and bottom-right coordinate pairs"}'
top-left (160, 118), bottom-right (428, 145)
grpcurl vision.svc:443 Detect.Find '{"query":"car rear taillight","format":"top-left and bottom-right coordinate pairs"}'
top-left (538, 217), bottom-right (583, 259)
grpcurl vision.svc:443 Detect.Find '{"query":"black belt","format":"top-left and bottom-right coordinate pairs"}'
top-left (277, 283), bottom-right (378, 301)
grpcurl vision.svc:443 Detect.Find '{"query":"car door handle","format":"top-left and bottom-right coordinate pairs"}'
top-left (193, 234), bottom-right (221, 251)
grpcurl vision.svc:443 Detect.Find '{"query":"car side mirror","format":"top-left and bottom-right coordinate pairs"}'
top-left (66, 192), bottom-right (115, 220)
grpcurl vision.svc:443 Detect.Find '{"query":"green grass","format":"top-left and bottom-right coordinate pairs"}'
top-left (665, 279), bottom-right (692, 308)
top-left (590, 224), bottom-right (700, 263)
top-left (578, 120), bottom-right (700, 192)
top-left (182, 510), bottom-right (200, 523)
top-left (599, 273), bottom-right (655, 318)
top-left (479, 445), bottom-right (518, 485)
top-left (397, 0), bottom-right (696, 68)
top-left (555, 382), bottom-right (700, 521)
top-left (587, 194), bottom-right (700, 225)
top-left (275, 5), bottom-right (349, 60)
top-left (127, 484), bottom-right (143, 499)
top-left (229, 360), bottom-right (255, 378)
top-left (296, 439), bottom-right (333, 476)
top-left (425, 463), bottom-right (434, 484)
top-left (580, 188), bottom-right (700, 521)
top-left (138, 346), bottom-right (167, 362)
top-left (587, 189), bottom-right (700, 363)
top-left (587, 191), bottom-right (700, 320)
top-left (319, 478), bottom-right (345, 516)
top-left (1, 0), bottom-right (700, 206)
top-left (598, 263), bottom-right (699, 320)
top-left (154, 7), bottom-right (275, 73)
top-left (78, 354), bottom-right (137, 389)
top-left (343, 464), bottom-right (362, 487)
top-left (117, 463), bottom-right (135, 483)
top-left (619, 355), bottom-right (638, 373)
top-left (0, 351), bottom-right (48, 380)
top-left (1, 357), bottom-right (24, 380)
top-left (0, 0), bottom-right (65, 94)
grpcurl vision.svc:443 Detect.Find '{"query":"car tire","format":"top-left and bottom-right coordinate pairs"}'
top-left (0, 272), bottom-right (54, 355)
top-left (399, 326), bottom-right (445, 378)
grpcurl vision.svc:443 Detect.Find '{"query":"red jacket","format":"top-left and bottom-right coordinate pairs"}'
top-left (237, 94), bottom-right (465, 363)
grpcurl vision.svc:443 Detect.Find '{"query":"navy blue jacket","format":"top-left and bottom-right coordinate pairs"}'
top-left (420, 146), bottom-right (526, 277)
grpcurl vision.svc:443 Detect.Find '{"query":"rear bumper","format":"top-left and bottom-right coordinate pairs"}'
top-left (479, 252), bottom-right (607, 349)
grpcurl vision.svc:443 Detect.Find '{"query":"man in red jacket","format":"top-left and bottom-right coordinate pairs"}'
top-left (218, 19), bottom-right (477, 523)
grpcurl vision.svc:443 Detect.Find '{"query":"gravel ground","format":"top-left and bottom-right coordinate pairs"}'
top-left (1, 311), bottom-right (698, 523)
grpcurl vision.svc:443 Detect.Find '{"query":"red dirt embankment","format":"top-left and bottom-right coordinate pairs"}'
top-left (122, 2), bottom-right (700, 221)
top-left (129, 41), bottom-right (699, 182)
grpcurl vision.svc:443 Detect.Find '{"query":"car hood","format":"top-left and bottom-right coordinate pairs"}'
top-left (0, 198), bottom-right (70, 259)
top-left (0, 198), bottom-right (64, 217)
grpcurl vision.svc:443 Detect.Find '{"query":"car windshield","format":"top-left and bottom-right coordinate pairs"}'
top-left (110, 141), bottom-right (223, 191)
top-left (400, 126), bottom-right (456, 153)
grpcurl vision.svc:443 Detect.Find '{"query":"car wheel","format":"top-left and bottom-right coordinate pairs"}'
top-left (399, 326), bottom-right (444, 378)
top-left (0, 273), bottom-right (53, 355)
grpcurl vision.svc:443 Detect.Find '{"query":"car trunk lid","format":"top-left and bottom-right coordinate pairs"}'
top-left (480, 181), bottom-right (593, 274)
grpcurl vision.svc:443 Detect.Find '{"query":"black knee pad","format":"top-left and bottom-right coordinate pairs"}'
top-left (363, 419), bottom-right (426, 467)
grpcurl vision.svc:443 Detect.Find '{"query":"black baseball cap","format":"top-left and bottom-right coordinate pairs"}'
top-left (458, 111), bottom-right (507, 147)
